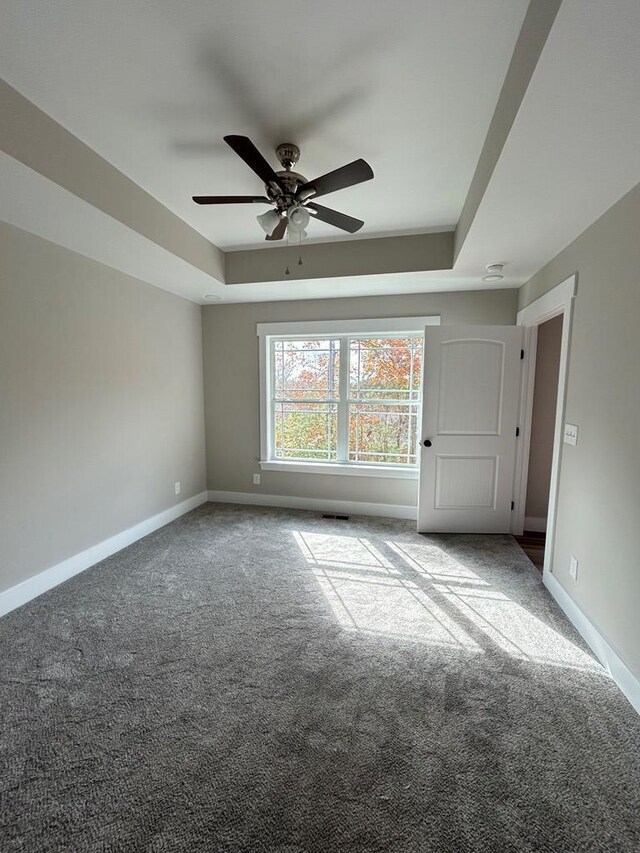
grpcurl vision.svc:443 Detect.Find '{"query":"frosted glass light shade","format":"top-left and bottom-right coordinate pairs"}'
top-left (257, 209), bottom-right (281, 235)
top-left (287, 205), bottom-right (310, 232)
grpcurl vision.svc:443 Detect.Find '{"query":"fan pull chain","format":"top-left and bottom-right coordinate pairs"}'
top-left (283, 219), bottom-right (304, 275)
top-left (285, 225), bottom-right (290, 275)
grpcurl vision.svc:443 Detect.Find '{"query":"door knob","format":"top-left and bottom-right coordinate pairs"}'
top-left (423, 439), bottom-right (432, 447)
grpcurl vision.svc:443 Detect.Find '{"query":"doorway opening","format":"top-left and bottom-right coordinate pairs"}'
top-left (515, 314), bottom-right (563, 571)
top-left (513, 274), bottom-right (576, 577)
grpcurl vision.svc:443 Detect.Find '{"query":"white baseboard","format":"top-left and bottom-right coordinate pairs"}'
top-left (207, 490), bottom-right (417, 521)
top-left (543, 570), bottom-right (640, 715)
top-left (0, 491), bottom-right (209, 618)
top-left (524, 516), bottom-right (547, 532)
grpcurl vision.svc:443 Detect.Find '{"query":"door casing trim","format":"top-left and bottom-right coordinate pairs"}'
top-left (514, 274), bottom-right (577, 582)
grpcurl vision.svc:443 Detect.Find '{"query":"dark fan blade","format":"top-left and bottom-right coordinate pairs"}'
top-left (297, 158), bottom-right (373, 200)
top-left (265, 217), bottom-right (287, 241)
top-left (307, 202), bottom-right (364, 233)
top-left (193, 195), bottom-right (270, 204)
top-left (224, 135), bottom-right (282, 189)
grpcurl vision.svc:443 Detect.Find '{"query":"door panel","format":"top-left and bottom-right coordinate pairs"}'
top-left (418, 326), bottom-right (523, 533)
top-left (435, 455), bottom-right (498, 509)
top-left (437, 339), bottom-right (504, 434)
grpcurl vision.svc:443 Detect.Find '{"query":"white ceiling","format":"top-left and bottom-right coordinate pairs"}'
top-left (3, 0), bottom-right (640, 305)
top-left (0, 0), bottom-right (528, 249)
top-left (1, 152), bottom-right (511, 305)
top-left (455, 0), bottom-right (640, 283)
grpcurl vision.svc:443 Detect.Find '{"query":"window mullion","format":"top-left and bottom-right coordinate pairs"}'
top-left (337, 337), bottom-right (349, 462)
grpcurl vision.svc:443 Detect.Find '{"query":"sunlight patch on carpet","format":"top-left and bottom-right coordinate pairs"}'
top-left (293, 530), bottom-right (601, 671)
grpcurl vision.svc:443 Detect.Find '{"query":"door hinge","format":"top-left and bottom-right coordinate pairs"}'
top-left (520, 349), bottom-right (525, 359)
top-left (516, 426), bottom-right (520, 437)
top-left (511, 500), bottom-right (515, 511)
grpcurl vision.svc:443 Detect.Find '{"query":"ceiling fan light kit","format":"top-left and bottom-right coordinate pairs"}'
top-left (192, 135), bottom-right (373, 241)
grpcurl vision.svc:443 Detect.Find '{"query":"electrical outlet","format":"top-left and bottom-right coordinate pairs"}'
top-left (174, 481), bottom-right (181, 496)
top-left (253, 473), bottom-right (261, 485)
top-left (569, 556), bottom-right (578, 580)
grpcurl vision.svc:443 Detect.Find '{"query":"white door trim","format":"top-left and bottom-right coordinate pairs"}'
top-left (514, 274), bottom-right (577, 581)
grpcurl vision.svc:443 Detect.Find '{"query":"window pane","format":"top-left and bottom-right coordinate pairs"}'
top-left (348, 336), bottom-right (422, 465)
top-left (348, 403), bottom-right (419, 465)
top-left (274, 339), bottom-right (340, 400)
top-left (274, 401), bottom-right (338, 460)
top-left (349, 337), bottom-right (422, 401)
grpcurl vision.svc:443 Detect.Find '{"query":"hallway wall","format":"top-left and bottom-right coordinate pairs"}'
top-left (525, 313), bottom-right (563, 526)
top-left (518, 179), bottom-right (640, 682)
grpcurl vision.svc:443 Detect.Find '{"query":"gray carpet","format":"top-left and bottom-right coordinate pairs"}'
top-left (1, 503), bottom-right (639, 852)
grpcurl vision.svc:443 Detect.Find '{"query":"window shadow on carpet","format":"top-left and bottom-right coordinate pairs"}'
top-left (292, 530), bottom-right (600, 672)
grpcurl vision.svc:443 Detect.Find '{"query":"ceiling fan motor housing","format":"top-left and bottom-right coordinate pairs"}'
top-left (276, 143), bottom-right (300, 170)
top-left (268, 170), bottom-right (307, 210)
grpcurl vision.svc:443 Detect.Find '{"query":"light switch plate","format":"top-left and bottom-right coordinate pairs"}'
top-left (564, 423), bottom-right (578, 446)
top-left (569, 556), bottom-right (578, 580)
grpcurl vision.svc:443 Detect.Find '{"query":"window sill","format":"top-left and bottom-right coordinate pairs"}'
top-left (259, 460), bottom-right (419, 479)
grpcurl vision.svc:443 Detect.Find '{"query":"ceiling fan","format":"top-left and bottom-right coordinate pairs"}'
top-left (193, 135), bottom-right (374, 241)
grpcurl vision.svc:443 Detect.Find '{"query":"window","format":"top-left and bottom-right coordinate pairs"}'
top-left (258, 317), bottom-right (440, 478)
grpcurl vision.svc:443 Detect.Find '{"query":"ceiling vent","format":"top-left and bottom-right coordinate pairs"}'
top-left (482, 263), bottom-right (505, 282)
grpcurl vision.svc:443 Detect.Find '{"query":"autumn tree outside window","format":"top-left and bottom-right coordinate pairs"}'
top-left (257, 317), bottom-right (440, 478)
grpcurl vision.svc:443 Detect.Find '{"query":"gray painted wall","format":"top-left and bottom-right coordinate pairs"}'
top-left (525, 314), bottom-right (562, 521)
top-left (225, 232), bottom-right (454, 285)
top-left (0, 223), bottom-right (207, 594)
top-left (202, 289), bottom-right (518, 508)
top-left (518, 180), bottom-right (640, 679)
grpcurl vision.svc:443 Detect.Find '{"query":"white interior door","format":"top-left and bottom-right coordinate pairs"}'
top-left (418, 325), bottom-right (524, 533)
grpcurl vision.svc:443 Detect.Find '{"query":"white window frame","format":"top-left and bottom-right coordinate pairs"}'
top-left (257, 316), bottom-right (440, 479)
